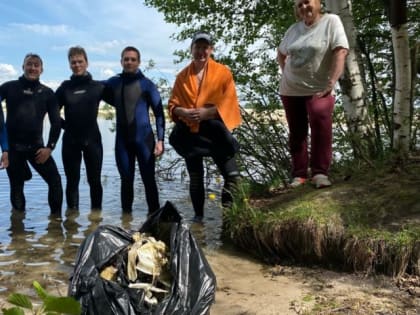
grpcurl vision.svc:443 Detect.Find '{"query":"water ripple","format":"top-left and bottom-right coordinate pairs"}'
top-left (0, 119), bottom-right (225, 296)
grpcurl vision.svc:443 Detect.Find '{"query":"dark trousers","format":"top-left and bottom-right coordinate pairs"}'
top-left (186, 156), bottom-right (240, 217)
top-left (7, 148), bottom-right (63, 215)
top-left (62, 135), bottom-right (103, 210)
top-left (115, 132), bottom-right (159, 214)
top-left (281, 94), bottom-right (335, 178)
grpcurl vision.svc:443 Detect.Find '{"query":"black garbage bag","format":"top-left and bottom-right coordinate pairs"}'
top-left (68, 201), bottom-right (216, 315)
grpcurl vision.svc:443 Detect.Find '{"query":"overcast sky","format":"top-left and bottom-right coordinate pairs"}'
top-left (0, 0), bottom-right (186, 90)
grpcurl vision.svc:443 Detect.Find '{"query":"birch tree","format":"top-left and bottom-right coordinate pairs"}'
top-left (145, 0), bottom-right (419, 180)
top-left (324, 1), bottom-right (367, 131)
top-left (324, 0), bottom-right (373, 159)
top-left (387, 0), bottom-right (412, 155)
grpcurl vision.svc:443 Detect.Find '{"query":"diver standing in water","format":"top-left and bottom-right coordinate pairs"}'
top-left (104, 46), bottom-right (165, 215)
top-left (0, 53), bottom-right (63, 216)
top-left (56, 46), bottom-right (104, 210)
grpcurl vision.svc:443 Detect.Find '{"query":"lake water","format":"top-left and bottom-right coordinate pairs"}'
top-left (0, 118), bottom-right (225, 296)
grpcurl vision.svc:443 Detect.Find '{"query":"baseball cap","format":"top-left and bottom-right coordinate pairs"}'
top-left (191, 31), bottom-right (213, 46)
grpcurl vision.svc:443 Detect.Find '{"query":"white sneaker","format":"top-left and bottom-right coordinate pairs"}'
top-left (289, 177), bottom-right (307, 188)
top-left (311, 174), bottom-right (332, 189)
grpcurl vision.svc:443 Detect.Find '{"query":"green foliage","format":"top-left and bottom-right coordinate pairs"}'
top-left (143, 59), bottom-right (173, 103)
top-left (2, 308), bottom-right (25, 315)
top-left (2, 281), bottom-right (81, 315)
top-left (144, 0), bottom-right (292, 113)
top-left (223, 179), bottom-right (261, 236)
top-left (33, 281), bottom-right (48, 301)
top-left (236, 108), bottom-right (290, 184)
top-left (6, 294), bottom-right (32, 311)
top-left (352, 0), bottom-right (420, 152)
top-left (100, 103), bottom-right (115, 120)
top-left (145, 0), bottom-right (420, 183)
top-left (143, 0), bottom-right (299, 183)
top-left (224, 159), bottom-right (420, 276)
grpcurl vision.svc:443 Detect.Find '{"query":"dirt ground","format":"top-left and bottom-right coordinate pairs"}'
top-left (1, 248), bottom-right (419, 315)
top-left (206, 247), bottom-right (420, 315)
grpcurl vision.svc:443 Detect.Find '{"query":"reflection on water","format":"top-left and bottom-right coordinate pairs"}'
top-left (0, 118), bottom-right (225, 296)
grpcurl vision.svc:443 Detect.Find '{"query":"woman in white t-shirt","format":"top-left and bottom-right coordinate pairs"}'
top-left (277, 0), bottom-right (349, 189)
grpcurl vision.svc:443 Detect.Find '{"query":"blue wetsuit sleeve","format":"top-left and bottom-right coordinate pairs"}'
top-left (46, 91), bottom-right (62, 150)
top-left (148, 82), bottom-right (165, 141)
top-left (0, 125), bottom-right (9, 152)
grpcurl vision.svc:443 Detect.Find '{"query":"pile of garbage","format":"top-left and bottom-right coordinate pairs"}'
top-left (100, 232), bottom-right (171, 306)
top-left (68, 201), bottom-right (216, 315)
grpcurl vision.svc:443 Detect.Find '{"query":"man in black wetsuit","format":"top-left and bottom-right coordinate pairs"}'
top-left (0, 53), bottom-right (63, 216)
top-left (104, 46), bottom-right (165, 214)
top-left (56, 46), bottom-right (104, 210)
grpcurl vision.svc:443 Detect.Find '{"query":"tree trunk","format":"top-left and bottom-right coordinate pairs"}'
top-left (409, 41), bottom-right (419, 150)
top-left (389, 0), bottom-right (411, 155)
top-left (324, 0), bottom-right (372, 158)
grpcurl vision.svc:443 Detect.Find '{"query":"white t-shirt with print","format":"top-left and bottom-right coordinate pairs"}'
top-left (279, 13), bottom-right (349, 96)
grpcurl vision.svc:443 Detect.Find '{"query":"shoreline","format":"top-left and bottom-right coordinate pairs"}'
top-left (0, 247), bottom-right (417, 314)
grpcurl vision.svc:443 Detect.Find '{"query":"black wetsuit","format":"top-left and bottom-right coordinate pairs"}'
top-left (0, 76), bottom-right (63, 215)
top-left (104, 70), bottom-right (165, 213)
top-left (56, 73), bottom-right (104, 210)
top-left (0, 104), bottom-right (8, 152)
top-left (170, 119), bottom-right (240, 218)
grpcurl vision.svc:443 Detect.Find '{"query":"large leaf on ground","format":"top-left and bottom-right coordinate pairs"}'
top-left (44, 296), bottom-right (81, 315)
top-left (33, 280), bottom-right (48, 300)
top-left (1, 307), bottom-right (25, 315)
top-left (6, 293), bottom-right (32, 310)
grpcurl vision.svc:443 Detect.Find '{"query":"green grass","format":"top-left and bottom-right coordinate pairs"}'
top-left (223, 160), bottom-right (420, 276)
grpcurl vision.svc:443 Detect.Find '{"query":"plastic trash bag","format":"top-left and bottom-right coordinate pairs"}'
top-left (68, 201), bottom-right (216, 315)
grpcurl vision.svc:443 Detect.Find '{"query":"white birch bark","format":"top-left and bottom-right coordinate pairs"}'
top-left (324, 0), bottom-right (368, 134)
top-left (391, 23), bottom-right (411, 153)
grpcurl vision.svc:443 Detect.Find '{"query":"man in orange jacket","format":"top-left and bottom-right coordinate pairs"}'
top-left (168, 31), bottom-right (242, 223)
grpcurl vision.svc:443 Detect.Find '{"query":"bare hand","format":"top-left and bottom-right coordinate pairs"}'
top-left (35, 147), bottom-right (51, 164)
top-left (196, 104), bottom-right (217, 121)
top-left (314, 81), bottom-right (335, 98)
top-left (178, 108), bottom-right (201, 123)
top-left (174, 105), bottom-right (217, 123)
top-left (154, 140), bottom-right (164, 157)
top-left (0, 151), bottom-right (8, 169)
